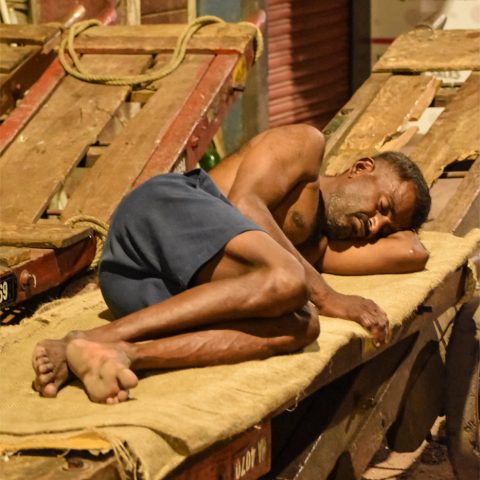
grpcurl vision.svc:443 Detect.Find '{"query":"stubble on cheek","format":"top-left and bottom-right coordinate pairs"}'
top-left (324, 192), bottom-right (356, 240)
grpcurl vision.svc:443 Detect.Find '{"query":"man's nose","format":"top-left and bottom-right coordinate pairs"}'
top-left (369, 213), bottom-right (391, 236)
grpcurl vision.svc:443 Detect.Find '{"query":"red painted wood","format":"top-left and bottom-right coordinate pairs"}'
top-left (0, 8), bottom-right (115, 156)
top-left (133, 54), bottom-right (241, 184)
top-left (0, 60), bottom-right (64, 156)
top-left (0, 237), bottom-right (96, 304)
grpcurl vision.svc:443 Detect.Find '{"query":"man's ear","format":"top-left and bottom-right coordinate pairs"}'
top-left (348, 157), bottom-right (375, 177)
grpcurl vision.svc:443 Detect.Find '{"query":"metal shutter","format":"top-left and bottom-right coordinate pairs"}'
top-left (268, 0), bottom-right (351, 129)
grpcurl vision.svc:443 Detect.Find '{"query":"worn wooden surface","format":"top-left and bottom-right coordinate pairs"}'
top-left (325, 75), bottom-right (440, 175)
top-left (133, 54), bottom-right (243, 185)
top-left (373, 29), bottom-right (480, 72)
top-left (425, 157), bottom-right (480, 234)
top-left (0, 54), bottom-right (151, 225)
top-left (272, 305), bottom-right (457, 480)
top-left (0, 60), bottom-right (66, 156)
top-left (0, 24), bottom-right (59, 45)
top-left (61, 54), bottom-right (214, 223)
top-left (411, 73), bottom-right (480, 186)
top-left (0, 224), bottom-right (92, 249)
top-left (0, 452), bottom-right (120, 480)
top-left (322, 73), bottom-right (391, 167)
top-left (0, 246), bottom-right (30, 267)
top-left (71, 23), bottom-right (256, 55)
top-left (446, 297), bottom-right (480, 480)
top-left (0, 44), bottom-right (38, 74)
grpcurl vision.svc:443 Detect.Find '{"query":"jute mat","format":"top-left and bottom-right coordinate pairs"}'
top-left (1, 229), bottom-right (479, 479)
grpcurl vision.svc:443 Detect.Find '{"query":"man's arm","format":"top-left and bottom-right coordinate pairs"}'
top-left (317, 231), bottom-right (429, 275)
top-left (225, 125), bottom-right (391, 346)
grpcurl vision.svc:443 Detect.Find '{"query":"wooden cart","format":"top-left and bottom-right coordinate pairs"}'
top-left (1, 24), bottom-right (479, 480)
top-left (0, 16), bottom-right (261, 313)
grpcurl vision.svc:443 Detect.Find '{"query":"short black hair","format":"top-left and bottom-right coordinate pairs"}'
top-left (373, 151), bottom-right (431, 230)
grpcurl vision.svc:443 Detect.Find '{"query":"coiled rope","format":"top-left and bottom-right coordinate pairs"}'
top-left (65, 215), bottom-right (109, 269)
top-left (58, 15), bottom-right (264, 86)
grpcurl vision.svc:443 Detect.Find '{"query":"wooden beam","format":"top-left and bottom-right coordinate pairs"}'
top-left (445, 297), bottom-right (480, 480)
top-left (424, 156), bottom-right (480, 235)
top-left (0, 237), bottom-right (96, 305)
top-left (67, 23), bottom-right (257, 55)
top-left (0, 54), bottom-right (152, 224)
top-left (0, 224), bottom-right (92, 249)
top-left (0, 246), bottom-right (30, 267)
top-left (273, 306), bottom-right (455, 480)
top-left (0, 59), bottom-right (65, 156)
top-left (411, 73), bottom-right (480, 186)
top-left (321, 72), bottom-right (391, 168)
top-left (133, 53), bottom-right (248, 185)
top-left (373, 29), bottom-right (480, 72)
top-left (61, 54), bottom-right (214, 223)
top-left (0, 24), bottom-right (60, 45)
top-left (325, 75), bottom-right (440, 175)
top-left (0, 44), bottom-right (37, 74)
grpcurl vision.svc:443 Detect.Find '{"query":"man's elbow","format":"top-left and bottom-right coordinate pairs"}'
top-left (399, 242), bottom-right (429, 272)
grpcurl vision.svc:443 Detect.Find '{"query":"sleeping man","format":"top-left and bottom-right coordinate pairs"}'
top-left (32, 124), bottom-right (431, 404)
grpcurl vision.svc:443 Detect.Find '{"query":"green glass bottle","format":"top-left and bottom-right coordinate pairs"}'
top-left (199, 142), bottom-right (221, 172)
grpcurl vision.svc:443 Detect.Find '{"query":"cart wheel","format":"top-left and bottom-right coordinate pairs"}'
top-left (446, 296), bottom-right (480, 480)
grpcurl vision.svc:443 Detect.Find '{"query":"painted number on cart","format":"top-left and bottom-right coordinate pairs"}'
top-left (233, 437), bottom-right (268, 480)
top-left (0, 275), bottom-right (16, 308)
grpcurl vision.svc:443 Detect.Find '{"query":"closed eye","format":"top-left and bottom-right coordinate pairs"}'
top-left (378, 198), bottom-right (390, 215)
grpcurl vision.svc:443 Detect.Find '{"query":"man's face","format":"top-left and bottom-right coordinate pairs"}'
top-left (324, 166), bottom-right (417, 241)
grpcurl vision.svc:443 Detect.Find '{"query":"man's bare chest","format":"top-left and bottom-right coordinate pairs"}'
top-left (273, 181), bottom-right (321, 245)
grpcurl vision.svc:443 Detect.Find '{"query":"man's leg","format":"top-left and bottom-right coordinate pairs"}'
top-left (65, 304), bottom-right (318, 403)
top-left (33, 230), bottom-right (317, 398)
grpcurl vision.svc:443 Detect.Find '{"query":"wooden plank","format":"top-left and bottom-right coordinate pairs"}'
top-left (0, 54), bottom-right (152, 225)
top-left (70, 23), bottom-right (257, 55)
top-left (373, 30), bottom-right (480, 72)
top-left (411, 73), bottom-right (480, 186)
top-left (0, 24), bottom-right (60, 45)
top-left (0, 453), bottom-right (120, 480)
top-left (0, 44), bottom-right (38, 74)
top-left (0, 224), bottom-right (92, 249)
top-left (425, 156), bottom-right (480, 234)
top-left (322, 73), bottom-right (391, 170)
top-left (6, 238), bottom-right (96, 304)
top-left (0, 59), bottom-right (65, 156)
top-left (270, 268), bottom-right (466, 418)
top-left (325, 75), bottom-right (441, 175)
top-left (132, 53), bottom-right (244, 183)
top-left (2, 420), bottom-right (270, 480)
top-left (0, 246), bottom-right (30, 267)
top-left (61, 54), bottom-right (214, 223)
top-left (170, 421), bottom-right (271, 480)
top-left (276, 309), bottom-right (454, 480)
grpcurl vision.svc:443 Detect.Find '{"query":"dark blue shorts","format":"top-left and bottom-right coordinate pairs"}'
top-left (99, 169), bottom-right (262, 317)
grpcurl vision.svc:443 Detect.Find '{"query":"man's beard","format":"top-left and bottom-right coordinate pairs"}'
top-left (323, 191), bottom-right (358, 240)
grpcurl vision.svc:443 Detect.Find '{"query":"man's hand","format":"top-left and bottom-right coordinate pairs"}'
top-left (313, 290), bottom-right (391, 347)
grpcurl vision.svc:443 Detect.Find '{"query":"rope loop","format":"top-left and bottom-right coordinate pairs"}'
top-left (65, 215), bottom-right (109, 270)
top-left (58, 16), bottom-right (264, 86)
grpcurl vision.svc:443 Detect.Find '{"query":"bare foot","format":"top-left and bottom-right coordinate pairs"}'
top-left (32, 331), bottom-right (86, 398)
top-left (66, 338), bottom-right (138, 404)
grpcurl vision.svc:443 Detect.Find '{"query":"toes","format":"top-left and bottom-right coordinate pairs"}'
top-left (117, 390), bottom-right (129, 402)
top-left (42, 382), bottom-right (59, 398)
top-left (118, 368), bottom-right (138, 390)
top-left (38, 362), bottom-right (54, 374)
top-left (39, 372), bottom-right (55, 385)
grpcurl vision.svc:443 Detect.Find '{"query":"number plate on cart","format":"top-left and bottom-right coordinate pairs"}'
top-left (0, 273), bottom-right (16, 308)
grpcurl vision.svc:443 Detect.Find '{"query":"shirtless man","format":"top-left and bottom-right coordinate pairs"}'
top-left (32, 124), bottom-right (431, 404)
